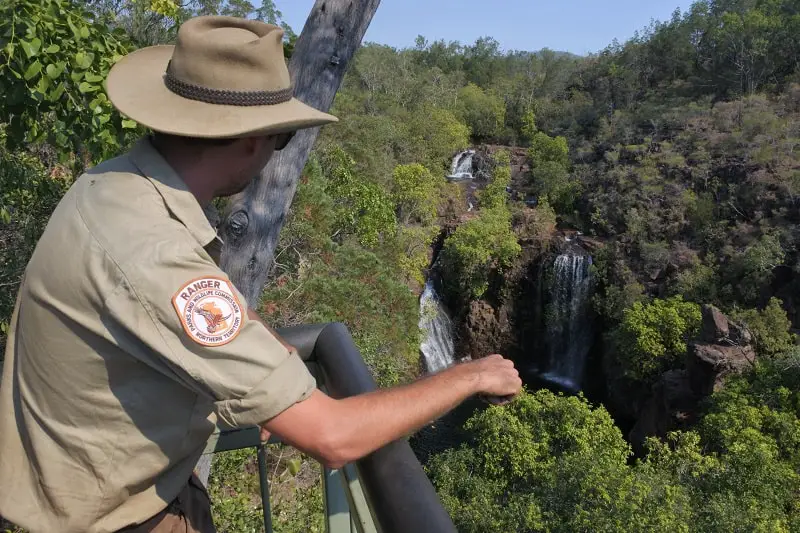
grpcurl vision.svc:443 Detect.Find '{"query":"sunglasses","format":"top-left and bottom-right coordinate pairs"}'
top-left (274, 131), bottom-right (296, 151)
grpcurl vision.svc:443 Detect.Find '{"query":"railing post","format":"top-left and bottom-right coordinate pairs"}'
top-left (323, 467), bottom-right (352, 533)
top-left (256, 444), bottom-right (273, 533)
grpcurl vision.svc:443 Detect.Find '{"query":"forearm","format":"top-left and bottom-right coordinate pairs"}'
top-left (326, 364), bottom-right (480, 463)
top-left (263, 362), bottom-right (483, 468)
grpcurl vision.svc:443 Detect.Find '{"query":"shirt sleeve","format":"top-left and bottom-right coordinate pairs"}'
top-left (104, 237), bottom-right (316, 428)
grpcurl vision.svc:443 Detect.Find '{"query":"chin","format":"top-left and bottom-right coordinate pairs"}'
top-left (219, 178), bottom-right (255, 197)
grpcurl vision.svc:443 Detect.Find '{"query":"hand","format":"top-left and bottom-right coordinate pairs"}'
top-left (468, 354), bottom-right (522, 401)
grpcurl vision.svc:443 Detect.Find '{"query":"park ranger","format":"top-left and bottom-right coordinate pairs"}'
top-left (0, 15), bottom-right (522, 533)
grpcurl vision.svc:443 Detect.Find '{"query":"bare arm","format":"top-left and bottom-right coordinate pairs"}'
top-left (262, 355), bottom-right (521, 469)
top-left (247, 307), bottom-right (521, 468)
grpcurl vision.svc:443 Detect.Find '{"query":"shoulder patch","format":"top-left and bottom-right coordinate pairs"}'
top-left (172, 276), bottom-right (244, 347)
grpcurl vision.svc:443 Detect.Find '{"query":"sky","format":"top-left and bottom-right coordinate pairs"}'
top-left (274, 0), bottom-right (696, 56)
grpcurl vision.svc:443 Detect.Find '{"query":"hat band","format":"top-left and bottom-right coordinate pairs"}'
top-left (164, 70), bottom-right (293, 107)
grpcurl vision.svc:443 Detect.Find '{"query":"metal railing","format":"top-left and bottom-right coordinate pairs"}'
top-left (203, 323), bottom-right (457, 533)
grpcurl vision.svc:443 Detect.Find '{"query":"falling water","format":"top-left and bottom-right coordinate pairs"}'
top-left (447, 150), bottom-right (475, 181)
top-left (419, 280), bottom-right (456, 373)
top-left (540, 253), bottom-right (592, 392)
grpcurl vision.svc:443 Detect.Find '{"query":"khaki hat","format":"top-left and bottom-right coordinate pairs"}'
top-left (106, 16), bottom-right (337, 138)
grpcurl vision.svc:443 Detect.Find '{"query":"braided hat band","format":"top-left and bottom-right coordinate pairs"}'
top-left (164, 63), bottom-right (293, 107)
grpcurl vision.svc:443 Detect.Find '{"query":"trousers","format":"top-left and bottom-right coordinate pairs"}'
top-left (116, 475), bottom-right (216, 533)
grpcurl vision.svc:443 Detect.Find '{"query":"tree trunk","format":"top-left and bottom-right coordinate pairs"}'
top-left (197, 0), bottom-right (380, 487)
top-left (219, 0), bottom-right (381, 305)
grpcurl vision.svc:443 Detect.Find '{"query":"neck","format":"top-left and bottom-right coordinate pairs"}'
top-left (152, 138), bottom-right (217, 207)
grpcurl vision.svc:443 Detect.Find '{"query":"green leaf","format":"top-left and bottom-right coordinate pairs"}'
top-left (20, 38), bottom-right (42, 58)
top-left (74, 52), bottom-right (92, 69)
top-left (79, 26), bottom-right (90, 39)
top-left (36, 73), bottom-right (51, 93)
top-left (287, 458), bottom-right (301, 476)
top-left (121, 119), bottom-right (138, 129)
top-left (67, 17), bottom-right (81, 40)
top-left (78, 81), bottom-right (95, 93)
top-left (48, 83), bottom-right (65, 102)
top-left (45, 63), bottom-right (64, 79)
top-left (84, 72), bottom-right (104, 83)
top-left (45, 44), bottom-right (60, 53)
top-left (24, 60), bottom-right (42, 81)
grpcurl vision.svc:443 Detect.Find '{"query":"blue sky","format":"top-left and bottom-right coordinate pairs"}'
top-left (274, 0), bottom-right (696, 55)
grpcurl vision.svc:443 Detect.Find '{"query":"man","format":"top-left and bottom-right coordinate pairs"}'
top-left (0, 16), bottom-right (522, 533)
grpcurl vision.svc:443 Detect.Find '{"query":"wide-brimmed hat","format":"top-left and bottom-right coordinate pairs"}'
top-left (106, 16), bottom-right (337, 138)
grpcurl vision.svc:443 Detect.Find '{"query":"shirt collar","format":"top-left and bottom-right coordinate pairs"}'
top-left (128, 138), bottom-right (218, 247)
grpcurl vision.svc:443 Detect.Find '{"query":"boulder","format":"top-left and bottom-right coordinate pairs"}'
top-left (699, 304), bottom-right (729, 342)
top-left (686, 342), bottom-right (754, 397)
top-left (629, 305), bottom-right (755, 450)
top-left (576, 235), bottom-right (605, 253)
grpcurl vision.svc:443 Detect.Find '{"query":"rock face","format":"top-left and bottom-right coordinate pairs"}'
top-left (472, 145), bottom-right (529, 183)
top-left (461, 300), bottom-right (511, 360)
top-left (628, 369), bottom-right (697, 451)
top-left (629, 305), bottom-right (754, 452)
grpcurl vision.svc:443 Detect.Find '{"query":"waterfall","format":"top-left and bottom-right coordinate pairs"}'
top-left (419, 280), bottom-right (456, 373)
top-left (447, 150), bottom-right (475, 181)
top-left (541, 253), bottom-right (592, 392)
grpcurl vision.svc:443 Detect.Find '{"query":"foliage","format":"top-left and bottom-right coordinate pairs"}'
top-left (478, 150), bottom-right (511, 210)
top-left (0, 0), bottom-right (137, 167)
top-left (383, 224), bottom-right (439, 286)
top-left (428, 390), bottom-right (692, 532)
top-left (612, 296), bottom-right (702, 382)
top-left (209, 446), bottom-right (324, 533)
top-left (513, 196), bottom-right (557, 248)
top-left (322, 147), bottom-right (397, 248)
top-left (431, 383), bottom-right (800, 532)
top-left (528, 131), bottom-right (569, 168)
top-left (441, 206), bottom-right (521, 299)
top-left (390, 163), bottom-right (440, 225)
top-left (0, 141), bottom-right (70, 349)
top-left (262, 241), bottom-right (420, 388)
top-left (731, 298), bottom-right (797, 358)
top-left (455, 83), bottom-right (505, 141)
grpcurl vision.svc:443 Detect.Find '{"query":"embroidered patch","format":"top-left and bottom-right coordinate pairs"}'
top-left (172, 276), bottom-right (244, 346)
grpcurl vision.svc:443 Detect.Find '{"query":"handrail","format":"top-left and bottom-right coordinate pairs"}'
top-left (279, 322), bottom-right (458, 533)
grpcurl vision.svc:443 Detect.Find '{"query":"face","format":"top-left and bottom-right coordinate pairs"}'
top-left (215, 135), bottom-right (277, 197)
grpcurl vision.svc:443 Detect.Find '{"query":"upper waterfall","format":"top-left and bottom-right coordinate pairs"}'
top-left (447, 150), bottom-right (475, 181)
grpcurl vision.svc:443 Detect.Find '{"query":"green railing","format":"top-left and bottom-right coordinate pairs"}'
top-left (203, 323), bottom-right (457, 533)
top-left (203, 425), bottom-right (377, 533)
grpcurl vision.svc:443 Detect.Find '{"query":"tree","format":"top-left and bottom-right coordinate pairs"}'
top-left (731, 298), bottom-right (796, 357)
top-left (455, 83), bottom-right (505, 141)
top-left (612, 296), bottom-right (702, 382)
top-left (440, 205), bottom-right (520, 299)
top-left (428, 390), bottom-right (694, 532)
top-left (323, 148), bottom-right (397, 247)
top-left (390, 163), bottom-right (440, 225)
top-left (217, 0), bottom-right (382, 305)
top-left (0, 0), bottom-right (136, 167)
top-left (479, 151), bottom-right (511, 210)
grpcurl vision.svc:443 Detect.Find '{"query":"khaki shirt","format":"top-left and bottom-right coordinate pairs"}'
top-left (0, 139), bottom-right (316, 533)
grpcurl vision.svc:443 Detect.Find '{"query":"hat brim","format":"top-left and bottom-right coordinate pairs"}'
top-left (106, 45), bottom-right (338, 138)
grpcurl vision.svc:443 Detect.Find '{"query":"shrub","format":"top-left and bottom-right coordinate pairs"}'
top-left (612, 296), bottom-right (702, 382)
